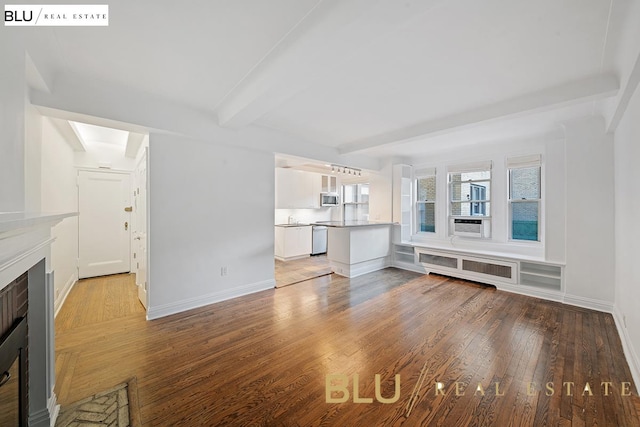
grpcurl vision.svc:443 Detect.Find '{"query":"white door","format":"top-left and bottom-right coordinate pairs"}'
top-left (133, 150), bottom-right (148, 308)
top-left (78, 170), bottom-right (131, 279)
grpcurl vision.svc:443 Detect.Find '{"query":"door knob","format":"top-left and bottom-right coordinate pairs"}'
top-left (125, 222), bottom-right (128, 230)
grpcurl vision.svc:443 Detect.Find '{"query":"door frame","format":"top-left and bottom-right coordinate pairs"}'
top-left (133, 149), bottom-right (150, 311)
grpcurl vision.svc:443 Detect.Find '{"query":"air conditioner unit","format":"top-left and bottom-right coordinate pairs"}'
top-left (453, 218), bottom-right (484, 238)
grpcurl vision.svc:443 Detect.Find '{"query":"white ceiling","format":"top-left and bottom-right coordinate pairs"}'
top-left (40, 0), bottom-right (632, 162)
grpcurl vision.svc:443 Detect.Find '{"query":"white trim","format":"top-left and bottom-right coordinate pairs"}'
top-left (48, 392), bottom-right (60, 427)
top-left (392, 260), bottom-right (426, 274)
top-left (612, 306), bottom-right (640, 392)
top-left (493, 281), bottom-right (564, 303)
top-left (562, 293), bottom-right (614, 313)
top-left (330, 256), bottom-right (390, 278)
top-left (54, 274), bottom-right (77, 318)
top-left (74, 166), bottom-right (133, 174)
top-left (146, 279), bottom-right (275, 320)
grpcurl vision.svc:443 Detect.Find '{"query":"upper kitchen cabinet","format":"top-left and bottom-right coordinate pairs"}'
top-left (321, 175), bottom-right (338, 193)
top-left (275, 168), bottom-right (321, 209)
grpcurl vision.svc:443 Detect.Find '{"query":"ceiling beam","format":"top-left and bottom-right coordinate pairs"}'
top-left (125, 132), bottom-right (145, 158)
top-left (216, 0), bottom-right (444, 128)
top-left (47, 117), bottom-right (86, 152)
top-left (606, 51), bottom-right (640, 133)
top-left (30, 71), bottom-right (382, 171)
top-left (338, 74), bottom-right (620, 155)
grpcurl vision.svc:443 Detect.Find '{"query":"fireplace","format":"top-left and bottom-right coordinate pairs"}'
top-left (0, 212), bottom-right (76, 427)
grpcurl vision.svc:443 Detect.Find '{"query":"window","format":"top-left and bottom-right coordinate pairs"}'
top-left (448, 162), bottom-right (492, 218)
top-left (416, 169), bottom-right (436, 233)
top-left (508, 155), bottom-right (541, 241)
top-left (343, 183), bottom-right (369, 221)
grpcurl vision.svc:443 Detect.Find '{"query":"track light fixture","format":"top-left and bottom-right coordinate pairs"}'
top-left (330, 164), bottom-right (362, 176)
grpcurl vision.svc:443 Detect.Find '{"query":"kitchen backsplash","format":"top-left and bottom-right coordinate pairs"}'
top-left (275, 207), bottom-right (341, 225)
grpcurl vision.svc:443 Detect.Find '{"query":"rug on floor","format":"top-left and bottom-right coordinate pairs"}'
top-left (55, 378), bottom-right (140, 427)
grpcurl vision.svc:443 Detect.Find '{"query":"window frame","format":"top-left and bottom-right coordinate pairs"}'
top-left (415, 173), bottom-right (436, 234)
top-left (448, 167), bottom-right (492, 219)
top-left (507, 156), bottom-right (542, 243)
top-left (342, 183), bottom-right (370, 222)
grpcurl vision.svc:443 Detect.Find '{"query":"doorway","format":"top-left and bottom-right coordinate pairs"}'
top-left (78, 170), bottom-right (132, 279)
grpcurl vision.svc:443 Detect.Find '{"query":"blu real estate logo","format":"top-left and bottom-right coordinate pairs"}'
top-left (4, 4), bottom-right (109, 26)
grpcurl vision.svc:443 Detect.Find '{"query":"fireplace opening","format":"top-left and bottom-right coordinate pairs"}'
top-left (0, 316), bottom-right (28, 426)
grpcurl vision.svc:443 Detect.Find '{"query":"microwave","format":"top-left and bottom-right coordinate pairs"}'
top-left (320, 193), bottom-right (340, 206)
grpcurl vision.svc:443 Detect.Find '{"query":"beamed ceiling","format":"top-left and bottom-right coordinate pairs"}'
top-left (20, 0), bottom-right (638, 161)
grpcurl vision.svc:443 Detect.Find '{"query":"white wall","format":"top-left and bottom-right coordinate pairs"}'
top-left (1, 38), bottom-right (26, 212)
top-left (563, 117), bottom-right (615, 308)
top-left (24, 103), bottom-right (43, 212)
top-left (41, 117), bottom-right (79, 314)
top-left (147, 133), bottom-right (275, 319)
top-left (614, 83), bottom-right (640, 388)
top-left (368, 162), bottom-right (393, 222)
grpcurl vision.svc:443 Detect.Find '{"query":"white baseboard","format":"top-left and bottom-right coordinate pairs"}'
top-left (330, 257), bottom-right (390, 278)
top-left (612, 306), bottom-right (640, 392)
top-left (392, 261), bottom-right (426, 274)
top-left (146, 279), bottom-right (275, 320)
top-left (48, 392), bottom-right (59, 427)
top-left (494, 282), bottom-right (565, 303)
top-left (54, 273), bottom-right (77, 318)
top-left (562, 293), bottom-right (614, 313)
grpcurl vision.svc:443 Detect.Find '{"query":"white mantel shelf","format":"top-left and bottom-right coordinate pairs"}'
top-left (0, 212), bottom-right (77, 234)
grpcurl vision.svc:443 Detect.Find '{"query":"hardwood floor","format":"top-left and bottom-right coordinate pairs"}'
top-left (55, 270), bottom-right (640, 426)
top-left (274, 254), bottom-right (332, 288)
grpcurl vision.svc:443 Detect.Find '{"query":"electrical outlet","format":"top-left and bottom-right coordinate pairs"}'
top-left (221, 266), bottom-right (228, 276)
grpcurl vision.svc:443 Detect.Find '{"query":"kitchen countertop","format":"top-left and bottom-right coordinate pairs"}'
top-left (275, 223), bottom-right (311, 227)
top-left (311, 221), bottom-right (396, 227)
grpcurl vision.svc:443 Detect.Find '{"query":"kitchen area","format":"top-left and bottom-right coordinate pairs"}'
top-left (274, 155), bottom-right (395, 287)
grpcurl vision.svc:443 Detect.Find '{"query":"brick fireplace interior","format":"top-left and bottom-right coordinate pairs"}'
top-left (0, 271), bottom-right (29, 426)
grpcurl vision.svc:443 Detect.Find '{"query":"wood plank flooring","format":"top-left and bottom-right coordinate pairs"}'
top-left (55, 270), bottom-right (640, 426)
top-left (274, 254), bottom-right (332, 288)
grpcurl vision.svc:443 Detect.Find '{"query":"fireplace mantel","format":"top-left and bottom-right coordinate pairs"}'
top-left (0, 212), bottom-right (76, 427)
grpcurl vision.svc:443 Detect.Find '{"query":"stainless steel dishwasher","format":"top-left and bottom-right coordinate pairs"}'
top-left (311, 225), bottom-right (328, 255)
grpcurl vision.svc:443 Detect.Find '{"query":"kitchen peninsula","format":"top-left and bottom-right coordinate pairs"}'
top-left (316, 221), bottom-right (396, 278)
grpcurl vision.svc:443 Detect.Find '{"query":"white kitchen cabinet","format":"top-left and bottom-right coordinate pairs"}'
top-left (275, 168), bottom-right (321, 209)
top-left (275, 225), bottom-right (312, 261)
top-left (321, 174), bottom-right (338, 193)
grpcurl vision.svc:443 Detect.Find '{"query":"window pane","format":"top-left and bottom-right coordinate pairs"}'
top-left (344, 204), bottom-right (369, 221)
top-left (417, 176), bottom-right (436, 201)
top-left (343, 184), bottom-right (356, 203)
top-left (512, 201), bottom-right (539, 241)
top-left (511, 167), bottom-right (540, 199)
top-left (343, 184), bottom-right (369, 203)
top-left (451, 202), bottom-right (491, 217)
top-left (360, 184), bottom-right (369, 203)
top-left (451, 181), bottom-right (491, 202)
top-left (417, 203), bottom-right (435, 232)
